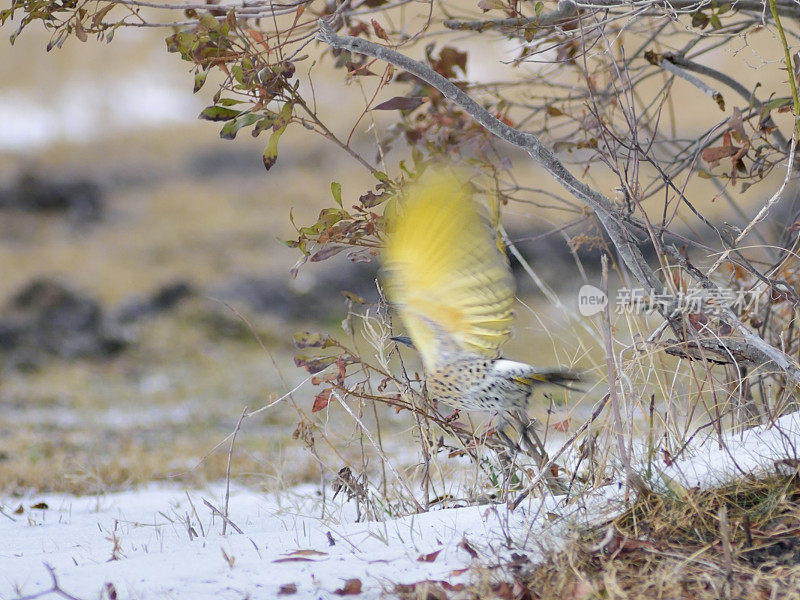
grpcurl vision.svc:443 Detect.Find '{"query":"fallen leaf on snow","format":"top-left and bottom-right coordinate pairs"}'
top-left (334, 578), bottom-right (362, 595)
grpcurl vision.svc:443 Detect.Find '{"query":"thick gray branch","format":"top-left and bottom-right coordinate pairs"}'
top-left (315, 19), bottom-right (800, 386)
top-left (444, 0), bottom-right (800, 30)
top-left (444, 0), bottom-right (577, 31)
top-left (317, 18), bottom-right (660, 292)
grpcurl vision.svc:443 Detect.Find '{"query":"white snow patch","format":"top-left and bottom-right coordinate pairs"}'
top-left (2, 412), bottom-right (799, 599)
top-left (0, 73), bottom-right (198, 152)
top-left (656, 411), bottom-right (800, 488)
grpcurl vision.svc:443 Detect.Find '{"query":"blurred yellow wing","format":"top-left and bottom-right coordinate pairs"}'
top-left (382, 170), bottom-right (515, 371)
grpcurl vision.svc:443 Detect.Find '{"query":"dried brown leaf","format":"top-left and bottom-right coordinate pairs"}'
top-left (334, 579), bottom-right (362, 595)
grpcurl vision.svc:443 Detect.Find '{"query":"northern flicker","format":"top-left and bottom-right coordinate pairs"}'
top-left (382, 170), bottom-right (579, 464)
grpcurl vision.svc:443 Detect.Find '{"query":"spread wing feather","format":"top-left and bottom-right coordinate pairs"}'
top-left (382, 170), bottom-right (515, 371)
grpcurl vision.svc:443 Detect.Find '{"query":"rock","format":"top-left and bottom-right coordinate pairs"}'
top-left (211, 259), bottom-right (379, 322)
top-left (116, 281), bottom-right (195, 323)
top-left (0, 279), bottom-right (127, 369)
top-left (0, 171), bottom-right (104, 222)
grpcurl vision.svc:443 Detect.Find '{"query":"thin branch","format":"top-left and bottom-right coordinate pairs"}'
top-left (657, 57), bottom-right (725, 111)
top-left (316, 18), bottom-right (800, 387)
top-left (10, 564), bottom-right (83, 600)
top-left (444, 0), bottom-right (800, 30)
top-left (512, 392), bottom-right (612, 509)
top-left (202, 498), bottom-right (244, 534)
top-left (661, 52), bottom-right (790, 152)
top-left (222, 406), bottom-right (248, 535)
top-left (707, 135), bottom-right (797, 276)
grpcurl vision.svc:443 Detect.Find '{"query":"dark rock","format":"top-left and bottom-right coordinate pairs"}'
top-left (186, 148), bottom-right (265, 179)
top-left (117, 281), bottom-right (195, 323)
top-left (212, 259), bottom-right (379, 322)
top-left (0, 279), bottom-right (127, 368)
top-left (0, 171), bottom-right (104, 222)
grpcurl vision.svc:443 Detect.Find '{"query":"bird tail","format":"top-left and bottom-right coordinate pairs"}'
top-left (517, 368), bottom-right (583, 391)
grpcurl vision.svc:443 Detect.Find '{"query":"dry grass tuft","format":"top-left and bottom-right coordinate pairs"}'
top-left (525, 471), bottom-right (800, 599)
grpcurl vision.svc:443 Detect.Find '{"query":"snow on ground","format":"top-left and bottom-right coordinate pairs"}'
top-left (657, 411), bottom-right (800, 488)
top-left (0, 483), bottom-right (612, 600)
top-left (2, 412), bottom-right (799, 600)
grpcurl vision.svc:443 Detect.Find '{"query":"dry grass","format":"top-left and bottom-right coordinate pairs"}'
top-left (521, 472), bottom-right (800, 599)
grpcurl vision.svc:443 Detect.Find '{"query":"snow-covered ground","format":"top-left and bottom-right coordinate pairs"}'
top-left (3, 412), bottom-right (799, 600)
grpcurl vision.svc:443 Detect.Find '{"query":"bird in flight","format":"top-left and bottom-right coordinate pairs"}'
top-left (382, 169), bottom-right (580, 468)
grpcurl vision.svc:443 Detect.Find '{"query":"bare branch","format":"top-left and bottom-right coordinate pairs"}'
top-left (315, 18), bottom-right (800, 386)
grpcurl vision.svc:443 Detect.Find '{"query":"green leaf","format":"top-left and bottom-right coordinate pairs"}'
top-left (293, 331), bottom-right (336, 349)
top-left (165, 31), bottom-right (195, 57)
top-left (198, 106), bottom-right (241, 121)
top-left (91, 3), bottom-right (115, 27)
top-left (199, 12), bottom-right (220, 31)
top-left (193, 70), bottom-right (207, 93)
top-left (232, 64), bottom-right (244, 85)
top-left (534, 1), bottom-right (544, 15)
top-left (709, 13), bottom-right (722, 29)
top-left (252, 114), bottom-right (277, 137)
top-left (761, 97), bottom-right (792, 114)
top-left (372, 170), bottom-right (388, 181)
top-left (217, 97), bottom-right (246, 106)
top-left (219, 112), bottom-right (261, 140)
top-left (262, 103), bottom-right (293, 170)
top-left (293, 354), bottom-right (339, 374)
top-left (331, 182), bottom-right (343, 207)
top-left (691, 11), bottom-right (709, 29)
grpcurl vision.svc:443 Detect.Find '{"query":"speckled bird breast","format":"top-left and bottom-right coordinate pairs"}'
top-left (425, 357), bottom-right (532, 412)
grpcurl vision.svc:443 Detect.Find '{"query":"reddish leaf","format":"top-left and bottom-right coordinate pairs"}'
top-left (248, 28), bottom-right (265, 44)
top-left (285, 549), bottom-right (328, 557)
top-left (278, 583), bottom-right (298, 595)
top-left (273, 557), bottom-right (314, 563)
top-left (617, 538), bottom-right (657, 552)
top-left (334, 579), bottom-right (362, 596)
top-left (373, 96), bottom-right (425, 111)
top-left (310, 245), bottom-right (346, 262)
top-left (701, 145), bottom-right (737, 168)
top-left (492, 581), bottom-right (515, 600)
top-left (346, 62), bottom-right (377, 77)
top-left (553, 418), bottom-right (571, 432)
top-left (431, 47), bottom-right (467, 79)
top-left (728, 107), bottom-right (746, 141)
top-left (370, 19), bottom-right (388, 40)
top-left (348, 22), bottom-right (370, 36)
top-left (312, 388), bottom-right (334, 412)
top-left (417, 549), bottom-right (442, 562)
top-left (687, 312), bottom-right (709, 331)
top-left (359, 190), bottom-right (386, 207)
top-left (458, 537), bottom-right (478, 559)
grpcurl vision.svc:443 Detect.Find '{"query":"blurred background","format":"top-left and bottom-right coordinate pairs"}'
top-left (0, 23), bottom-right (381, 493)
top-left (1, 6), bottom-right (796, 497)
